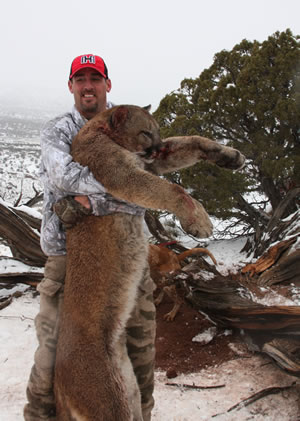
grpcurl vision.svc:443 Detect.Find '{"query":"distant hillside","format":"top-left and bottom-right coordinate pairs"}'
top-left (0, 111), bottom-right (43, 204)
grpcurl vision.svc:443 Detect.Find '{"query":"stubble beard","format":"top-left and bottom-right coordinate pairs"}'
top-left (80, 94), bottom-right (107, 117)
top-left (82, 102), bottom-right (98, 114)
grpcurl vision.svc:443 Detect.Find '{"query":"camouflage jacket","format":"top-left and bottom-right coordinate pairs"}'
top-left (40, 104), bottom-right (145, 256)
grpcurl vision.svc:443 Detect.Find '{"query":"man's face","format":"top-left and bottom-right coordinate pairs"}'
top-left (68, 67), bottom-right (112, 119)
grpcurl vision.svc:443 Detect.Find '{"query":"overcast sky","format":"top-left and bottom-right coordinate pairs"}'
top-left (1, 0), bottom-right (299, 112)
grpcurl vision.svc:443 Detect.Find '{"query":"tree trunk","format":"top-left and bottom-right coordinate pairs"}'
top-left (0, 201), bottom-right (46, 267)
top-left (260, 175), bottom-right (282, 211)
top-left (251, 187), bottom-right (300, 257)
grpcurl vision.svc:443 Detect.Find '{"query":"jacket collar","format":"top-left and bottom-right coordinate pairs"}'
top-left (72, 105), bottom-right (88, 130)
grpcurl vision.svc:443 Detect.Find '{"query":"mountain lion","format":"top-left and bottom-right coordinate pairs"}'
top-left (54, 104), bottom-right (245, 420)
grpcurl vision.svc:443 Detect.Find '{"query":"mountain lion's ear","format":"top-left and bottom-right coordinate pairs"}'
top-left (143, 105), bottom-right (151, 112)
top-left (110, 106), bottom-right (129, 128)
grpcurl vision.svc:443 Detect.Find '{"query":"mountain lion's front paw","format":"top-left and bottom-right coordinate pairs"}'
top-left (179, 199), bottom-right (213, 238)
top-left (215, 146), bottom-right (245, 170)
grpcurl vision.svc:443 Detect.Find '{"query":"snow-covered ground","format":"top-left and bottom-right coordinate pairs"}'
top-left (1, 239), bottom-right (299, 421)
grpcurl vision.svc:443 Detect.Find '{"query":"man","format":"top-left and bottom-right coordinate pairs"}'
top-left (24, 54), bottom-right (156, 421)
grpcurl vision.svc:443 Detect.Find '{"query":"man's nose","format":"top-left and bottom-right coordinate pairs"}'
top-left (83, 78), bottom-right (93, 90)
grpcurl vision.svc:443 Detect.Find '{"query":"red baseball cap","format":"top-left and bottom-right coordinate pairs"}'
top-left (69, 54), bottom-right (109, 80)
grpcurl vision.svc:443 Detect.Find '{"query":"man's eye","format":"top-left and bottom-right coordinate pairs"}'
top-left (141, 131), bottom-right (153, 139)
top-left (91, 75), bottom-right (103, 82)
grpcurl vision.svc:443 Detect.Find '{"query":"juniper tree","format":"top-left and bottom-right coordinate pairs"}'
top-left (154, 29), bottom-right (300, 235)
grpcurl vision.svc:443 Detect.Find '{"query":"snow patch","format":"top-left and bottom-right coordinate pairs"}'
top-left (192, 327), bottom-right (217, 344)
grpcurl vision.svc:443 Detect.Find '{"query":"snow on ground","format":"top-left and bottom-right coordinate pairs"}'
top-left (1, 239), bottom-right (299, 420)
top-left (1, 292), bottom-right (299, 421)
top-left (207, 237), bottom-right (251, 275)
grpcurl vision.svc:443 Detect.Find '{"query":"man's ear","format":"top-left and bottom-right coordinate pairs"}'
top-left (106, 78), bottom-right (112, 93)
top-left (143, 105), bottom-right (151, 112)
top-left (68, 80), bottom-right (74, 94)
top-left (110, 106), bottom-right (129, 128)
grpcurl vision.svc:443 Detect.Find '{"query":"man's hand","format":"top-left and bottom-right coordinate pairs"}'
top-left (74, 196), bottom-right (91, 209)
top-left (53, 196), bottom-right (92, 229)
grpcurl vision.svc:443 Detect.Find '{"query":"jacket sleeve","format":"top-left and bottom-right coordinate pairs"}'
top-left (40, 118), bottom-right (106, 197)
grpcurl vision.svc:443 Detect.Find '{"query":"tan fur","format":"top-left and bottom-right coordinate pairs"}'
top-left (148, 244), bottom-right (217, 321)
top-left (54, 104), bottom-right (244, 420)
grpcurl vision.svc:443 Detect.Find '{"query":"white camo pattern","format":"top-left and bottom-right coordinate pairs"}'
top-left (40, 104), bottom-right (145, 256)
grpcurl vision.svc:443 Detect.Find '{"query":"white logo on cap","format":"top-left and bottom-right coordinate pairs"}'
top-left (81, 55), bottom-right (96, 64)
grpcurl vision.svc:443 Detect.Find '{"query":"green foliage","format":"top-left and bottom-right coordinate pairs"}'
top-left (154, 29), bottom-right (300, 232)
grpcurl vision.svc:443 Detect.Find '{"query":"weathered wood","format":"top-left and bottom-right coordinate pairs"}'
top-left (253, 188), bottom-right (300, 257)
top-left (24, 191), bottom-right (43, 208)
top-left (0, 297), bottom-right (12, 310)
top-left (12, 208), bottom-right (42, 231)
top-left (0, 256), bottom-right (44, 284)
top-left (212, 382), bottom-right (297, 417)
top-left (210, 306), bottom-right (300, 332)
top-left (166, 382), bottom-right (225, 390)
top-left (241, 237), bottom-right (297, 278)
top-left (262, 338), bottom-right (300, 376)
top-left (179, 270), bottom-right (300, 334)
top-left (144, 210), bottom-right (173, 244)
top-left (0, 201), bottom-right (46, 267)
top-left (173, 254), bottom-right (300, 376)
top-left (266, 187), bottom-right (300, 232)
top-left (258, 249), bottom-right (300, 286)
